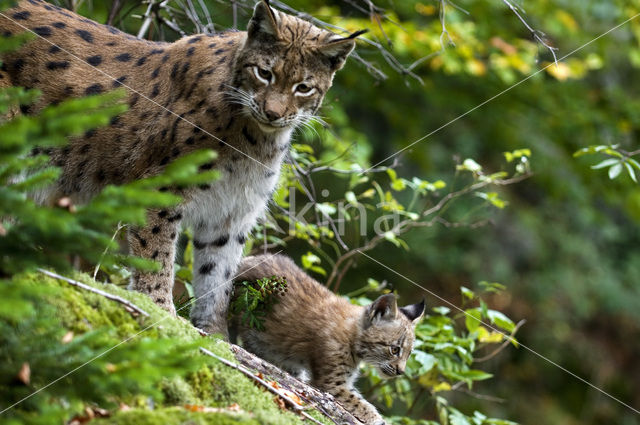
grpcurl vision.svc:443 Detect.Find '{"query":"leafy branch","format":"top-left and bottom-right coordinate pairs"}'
top-left (574, 144), bottom-right (640, 183)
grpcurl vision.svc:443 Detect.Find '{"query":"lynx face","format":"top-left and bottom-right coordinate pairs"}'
top-left (229, 2), bottom-right (357, 132)
top-left (358, 294), bottom-right (425, 378)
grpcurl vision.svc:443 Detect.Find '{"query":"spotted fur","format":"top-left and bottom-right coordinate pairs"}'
top-left (234, 254), bottom-right (425, 425)
top-left (0, 0), bottom-right (359, 334)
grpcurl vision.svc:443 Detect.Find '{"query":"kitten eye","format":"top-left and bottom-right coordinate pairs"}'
top-left (254, 66), bottom-right (272, 83)
top-left (390, 346), bottom-right (401, 356)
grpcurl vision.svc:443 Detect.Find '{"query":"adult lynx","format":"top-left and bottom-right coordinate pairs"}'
top-left (0, 0), bottom-right (361, 334)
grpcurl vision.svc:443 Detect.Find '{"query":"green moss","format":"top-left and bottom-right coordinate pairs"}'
top-left (17, 271), bottom-right (332, 425)
top-left (101, 407), bottom-right (260, 425)
top-left (160, 377), bottom-right (197, 405)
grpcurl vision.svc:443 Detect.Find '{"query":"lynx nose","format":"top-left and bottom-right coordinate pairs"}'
top-left (264, 109), bottom-right (281, 121)
top-left (396, 366), bottom-right (404, 375)
top-left (264, 96), bottom-right (286, 122)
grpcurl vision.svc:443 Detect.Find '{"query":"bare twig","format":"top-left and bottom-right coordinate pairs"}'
top-left (199, 347), bottom-right (326, 425)
top-left (325, 172), bottom-right (533, 288)
top-left (474, 319), bottom-right (526, 363)
top-left (305, 158), bottom-right (400, 175)
top-left (137, 0), bottom-right (155, 39)
top-left (439, 0), bottom-right (455, 49)
top-left (93, 222), bottom-right (126, 280)
top-left (228, 344), bottom-right (361, 424)
top-left (232, 0), bottom-right (238, 29)
top-left (620, 148), bottom-right (640, 157)
top-left (331, 258), bottom-right (354, 292)
top-left (454, 386), bottom-right (506, 403)
top-left (37, 269), bottom-right (150, 317)
top-left (289, 156), bottom-right (349, 251)
top-left (501, 0), bottom-right (558, 63)
top-left (106, 0), bottom-right (122, 26)
top-left (196, 0), bottom-right (215, 33)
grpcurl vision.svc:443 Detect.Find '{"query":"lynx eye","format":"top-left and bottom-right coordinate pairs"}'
top-left (390, 346), bottom-right (401, 356)
top-left (293, 82), bottom-right (316, 97)
top-left (296, 84), bottom-right (310, 93)
top-left (253, 66), bottom-right (273, 84)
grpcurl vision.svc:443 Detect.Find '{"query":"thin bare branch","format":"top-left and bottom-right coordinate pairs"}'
top-left (106, 0), bottom-right (122, 26)
top-left (501, 0), bottom-right (559, 63)
top-left (137, 0), bottom-right (156, 39)
top-left (227, 344), bottom-right (361, 424)
top-left (454, 386), bottom-right (506, 403)
top-left (199, 347), bottom-right (328, 425)
top-left (325, 172), bottom-right (533, 288)
top-left (38, 269), bottom-right (150, 317)
top-left (93, 222), bottom-right (126, 280)
top-left (474, 319), bottom-right (526, 363)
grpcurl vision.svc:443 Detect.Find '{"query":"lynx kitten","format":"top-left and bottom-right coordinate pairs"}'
top-left (234, 254), bottom-right (425, 425)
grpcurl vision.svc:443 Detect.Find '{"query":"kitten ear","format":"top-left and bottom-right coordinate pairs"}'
top-left (400, 299), bottom-right (425, 323)
top-left (318, 29), bottom-right (367, 71)
top-left (365, 293), bottom-right (398, 327)
top-left (248, 0), bottom-right (280, 40)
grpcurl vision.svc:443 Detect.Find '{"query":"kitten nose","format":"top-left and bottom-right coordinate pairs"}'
top-left (396, 366), bottom-right (404, 375)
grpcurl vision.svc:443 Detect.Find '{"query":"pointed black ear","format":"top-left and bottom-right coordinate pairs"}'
top-left (364, 293), bottom-right (398, 328)
top-left (400, 299), bottom-right (425, 323)
top-left (318, 29), bottom-right (367, 70)
top-left (248, 0), bottom-right (280, 40)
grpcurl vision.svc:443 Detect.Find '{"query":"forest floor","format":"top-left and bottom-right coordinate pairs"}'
top-left (28, 271), bottom-right (332, 425)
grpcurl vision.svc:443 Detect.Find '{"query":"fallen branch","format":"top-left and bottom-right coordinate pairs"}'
top-left (200, 347), bottom-right (332, 425)
top-left (228, 344), bottom-right (362, 425)
top-left (37, 269), bottom-right (150, 318)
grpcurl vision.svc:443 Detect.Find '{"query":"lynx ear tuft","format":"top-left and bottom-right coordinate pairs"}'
top-left (248, 0), bottom-right (280, 40)
top-left (319, 29), bottom-right (367, 70)
top-left (399, 299), bottom-right (425, 323)
top-left (365, 293), bottom-right (398, 328)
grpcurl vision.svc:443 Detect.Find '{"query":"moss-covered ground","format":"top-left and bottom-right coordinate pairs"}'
top-left (25, 272), bottom-right (329, 425)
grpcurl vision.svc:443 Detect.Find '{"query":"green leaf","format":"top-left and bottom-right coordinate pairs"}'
top-left (383, 231), bottom-right (408, 249)
top-left (457, 158), bottom-right (482, 173)
top-left (412, 350), bottom-right (437, 374)
top-left (456, 369), bottom-right (494, 381)
top-left (487, 310), bottom-right (516, 332)
top-left (450, 412), bottom-right (472, 425)
top-left (301, 251), bottom-right (321, 270)
top-left (315, 202), bottom-right (337, 216)
top-left (391, 178), bottom-right (406, 191)
top-left (590, 158), bottom-right (619, 169)
top-left (429, 306), bottom-right (449, 316)
top-left (624, 162), bottom-right (637, 183)
top-left (465, 308), bottom-right (482, 333)
top-left (461, 286), bottom-right (475, 300)
top-left (573, 144), bottom-right (618, 157)
top-left (609, 162), bottom-right (623, 179)
top-left (345, 191), bottom-right (357, 205)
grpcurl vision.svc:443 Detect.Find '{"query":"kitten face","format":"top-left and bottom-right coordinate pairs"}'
top-left (357, 295), bottom-right (425, 378)
top-left (229, 1), bottom-right (356, 132)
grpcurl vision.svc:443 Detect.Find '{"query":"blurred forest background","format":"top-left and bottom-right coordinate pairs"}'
top-left (2, 0), bottom-right (639, 424)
